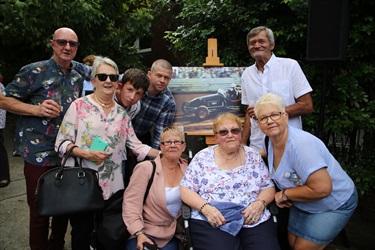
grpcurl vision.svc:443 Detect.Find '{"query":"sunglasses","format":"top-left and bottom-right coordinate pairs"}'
top-left (53, 39), bottom-right (80, 48)
top-left (215, 128), bottom-right (241, 136)
top-left (95, 74), bottom-right (119, 82)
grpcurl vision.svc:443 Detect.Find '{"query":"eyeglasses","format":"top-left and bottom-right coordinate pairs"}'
top-left (257, 112), bottom-right (285, 124)
top-left (53, 39), bottom-right (80, 48)
top-left (95, 74), bottom-right (119, 82)
top-left (215, 128), bottom-right (241, 136)
top-left (161, 140), bottom-right (185, 146)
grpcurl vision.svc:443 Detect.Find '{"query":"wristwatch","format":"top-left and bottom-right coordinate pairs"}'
top-left (282, 189), bottom-right (289, 201)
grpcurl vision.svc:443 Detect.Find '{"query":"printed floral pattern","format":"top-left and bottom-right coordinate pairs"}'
top-left (55, 96), bottom-right (149, 200)
top-left (4, 58), bottom-right (86, 166)
top-left (181, 145), bottom-right (274, 227)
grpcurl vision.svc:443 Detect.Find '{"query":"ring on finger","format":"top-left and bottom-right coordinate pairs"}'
top-left (214, 223), bottom-right (217, 227)
top-left (251, 218), bottom-right (256, 222)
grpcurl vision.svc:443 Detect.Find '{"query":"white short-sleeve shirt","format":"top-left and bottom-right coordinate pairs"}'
top-left (241, 54), bottom-right (313, 149)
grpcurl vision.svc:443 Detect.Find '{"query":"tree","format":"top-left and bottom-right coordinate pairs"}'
top-left (163, 0), bottom-right (375, 196)
top-left (0, 0), bottom-right (155, 81)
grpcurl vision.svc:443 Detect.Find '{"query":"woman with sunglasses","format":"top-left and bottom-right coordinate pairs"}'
top-left (123, 127), bottom-right (188, 250)
top-left (55, 56), bottom-right (159, 249)
top-left (254, 93), bottom-right (357, 250)
top-left (180, 112), bottom-right (280, 250)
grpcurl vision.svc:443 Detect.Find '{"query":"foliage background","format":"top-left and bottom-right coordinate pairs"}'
top-left (1, 0), bottom-right (374, 196)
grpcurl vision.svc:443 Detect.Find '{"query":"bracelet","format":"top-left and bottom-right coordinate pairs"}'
top-left (134, 231), bottom-right (144, 237)
top-left (255, 199), bottom-right (267, 208)
top-left (199, 202), bottom-right (209, 213)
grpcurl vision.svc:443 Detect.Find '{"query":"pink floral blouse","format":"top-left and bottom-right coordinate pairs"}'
top-left (55, 95), bottom-right (151, 200)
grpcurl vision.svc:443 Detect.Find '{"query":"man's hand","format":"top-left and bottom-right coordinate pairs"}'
top-left (37, 99), bottom-right (61, 118)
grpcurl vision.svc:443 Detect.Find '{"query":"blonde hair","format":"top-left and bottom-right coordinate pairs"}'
top-left (160, 126), bottom-right (185, 143)
top-left (213, 112), bottom-right (242, 133)
top-left (254, 93), bottom-right (286, 117)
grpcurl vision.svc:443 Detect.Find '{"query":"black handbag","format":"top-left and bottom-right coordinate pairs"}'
top-left (35, 145), bottom-right (105, 216)
top-left (95, 160), bottom-right (157, 250)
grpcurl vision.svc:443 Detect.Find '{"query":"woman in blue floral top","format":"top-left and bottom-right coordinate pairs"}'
top-left (180, 112), bottom-right (280, 250)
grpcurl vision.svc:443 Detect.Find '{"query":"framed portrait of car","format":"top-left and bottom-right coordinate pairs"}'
top-left (169, 66), bottom-right (246, 136)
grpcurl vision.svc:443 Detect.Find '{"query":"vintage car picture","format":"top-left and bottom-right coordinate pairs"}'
top-left (169, 67), bottom-right (246, 135)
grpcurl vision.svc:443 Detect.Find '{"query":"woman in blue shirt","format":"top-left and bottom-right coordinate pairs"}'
top-left (254, 93), bottom-right (357, 250)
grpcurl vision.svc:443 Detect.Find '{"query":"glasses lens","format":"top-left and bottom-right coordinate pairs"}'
top-left (54, 39), bottom-right (80, 47)
top-left (109, 74), bottom-right (119, 82)
top-left (259, 116), bottom-right (268, 124)
top-left (218, 130), bottom-right (229, 136)
top-left (217, 128), bottom-right (241, 136)
top-left (68, 41), bottom-right (80, 47)
top-left (96, 74), bottom-right (107, 81)
top-left (162, 140), bottom-right (184, 146)
top-left (96, 74), bottom-right (119, 82)
top-left (258, 112), bottom-right (283, 124)
top-left (270, 113), bottom-right (282, 121)
top-left (230, 128), bottom-right (241, 134)
top-left (55, 39), bottom-right (67, 46)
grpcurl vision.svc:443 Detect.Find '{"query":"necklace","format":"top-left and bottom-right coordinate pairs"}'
top-left (93, 94), bottom-right (114, 109)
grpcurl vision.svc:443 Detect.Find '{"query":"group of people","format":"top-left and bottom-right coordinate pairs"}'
top-left (0, 25), bottom-right (357, 250)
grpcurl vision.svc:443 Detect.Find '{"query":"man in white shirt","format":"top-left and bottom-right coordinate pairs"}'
top-left (241, 26), bottom-right (314, 150)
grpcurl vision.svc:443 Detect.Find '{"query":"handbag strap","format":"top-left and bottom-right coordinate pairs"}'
top-left (61, 145), bottom-right (79, 167)
top-left (57, 139), bottom-right (73, 155)
top-left (56, 145), bottom-right (80, 178)
top-left (143, 160), bottom-right (156, 204)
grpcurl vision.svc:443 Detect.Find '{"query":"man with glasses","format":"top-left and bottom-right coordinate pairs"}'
top-left (241, 26), bottom-right (313, 151)
top-left (2, 27), bottom-right (90, 250)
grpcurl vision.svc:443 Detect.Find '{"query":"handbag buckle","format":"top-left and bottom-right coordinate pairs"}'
top-left (55, 172), bottom-right (63, 180)
top-left (78, 171), bottom-right (86, 178)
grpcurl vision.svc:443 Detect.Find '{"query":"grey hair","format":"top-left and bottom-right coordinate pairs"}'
top-left (254, 93), bottom-right (285, 117)
top-left (246, 26), bottom-right (275, 47)
top-left (91, 56), bottom-right (119, 78)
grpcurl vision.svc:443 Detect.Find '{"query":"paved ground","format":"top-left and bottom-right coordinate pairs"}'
top-left (1, 113), bottom-right (375, 249)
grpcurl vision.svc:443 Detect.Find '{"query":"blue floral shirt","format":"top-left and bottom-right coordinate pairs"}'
top-left (5, 57), bottom-right (87, 166)
top-left (180, 145), bottom-right (274, 227)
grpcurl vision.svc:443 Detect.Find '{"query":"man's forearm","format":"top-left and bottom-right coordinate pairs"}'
top-left (0, 94), bottom-right (38, 116)
top-left (241, 112), bottom-right (251, 145)
top-left (285, 93), bottom-right (314, 118)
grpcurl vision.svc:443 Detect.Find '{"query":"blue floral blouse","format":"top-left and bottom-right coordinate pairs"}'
top-left (180, 145), bottom-right (274, 227)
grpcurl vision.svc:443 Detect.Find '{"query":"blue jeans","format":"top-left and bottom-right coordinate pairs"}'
top-left (126, 237), bottom-right (179, 250)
